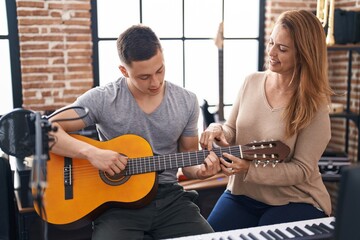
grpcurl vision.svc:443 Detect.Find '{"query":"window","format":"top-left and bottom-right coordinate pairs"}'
top-left (1, 0), bottom-right (22, 115)
top-left (91, 0), bottom-right (264, 120)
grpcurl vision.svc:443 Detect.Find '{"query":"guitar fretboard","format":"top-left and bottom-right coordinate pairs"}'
top-left (123, 145), bottom-right (242, 176)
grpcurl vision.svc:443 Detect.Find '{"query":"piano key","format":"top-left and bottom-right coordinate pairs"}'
top-left (319, 222), bottom-right (333, 232)
top-left (240, 234), bottom-right (251, 240)
top-left (266, 230), bottom-right (282, 240)
top-left (330, 221), bottom-right (335, 228)
top-left (311, 223), bottom-right (330, 234)
top-left (305, 224), bottom-right (323, 235)
top-left (294, 225), bottom-right (310, 236)
top-left (259, 231), bottom-right (273, 240)
top-left (285, 227), bottom-right (301, 238)
top-left (274, 228), bottom-right (291, 238)
top-left (248, 233), bottom-right (259, 240)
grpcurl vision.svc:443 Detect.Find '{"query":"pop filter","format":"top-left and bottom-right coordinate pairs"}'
top-left (0, 108), bottom-right (36, 158)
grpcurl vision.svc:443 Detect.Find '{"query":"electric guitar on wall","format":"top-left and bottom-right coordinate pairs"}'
top-left (33, 134), bottom-right (290, 227)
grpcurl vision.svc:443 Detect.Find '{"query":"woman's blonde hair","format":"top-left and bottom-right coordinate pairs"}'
top-left (274, 10), bottom-right (334, 137)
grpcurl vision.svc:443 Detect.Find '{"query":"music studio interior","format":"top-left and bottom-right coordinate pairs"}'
top-left (1, 0), bottom-right (360, 239)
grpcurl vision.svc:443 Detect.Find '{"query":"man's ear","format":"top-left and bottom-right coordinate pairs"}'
top-left (119, 65), bottom-right (129, 77)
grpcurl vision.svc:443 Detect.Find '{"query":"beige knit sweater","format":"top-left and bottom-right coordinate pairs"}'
top-left (223, 71), bottom-right (332, 216)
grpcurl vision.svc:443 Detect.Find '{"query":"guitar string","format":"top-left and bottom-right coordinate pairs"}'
top-left (60, 147), bottom-right (243, 179)
top-left (60, 146), bottom-right (283, 178)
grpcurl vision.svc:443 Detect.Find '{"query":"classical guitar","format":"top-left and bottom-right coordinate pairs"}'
top-left (33, 134), bottom-right (290, 227)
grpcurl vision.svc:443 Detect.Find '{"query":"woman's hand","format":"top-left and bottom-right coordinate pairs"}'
top-left (200, 123), bottom-right (229, 150)
top-left (219, 153), bottom-right (250, 176)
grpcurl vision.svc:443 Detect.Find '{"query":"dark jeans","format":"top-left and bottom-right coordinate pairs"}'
top-left (207, 190), bottom-right (327, 232)
top-left (92, 183), bottom-right (213, 240)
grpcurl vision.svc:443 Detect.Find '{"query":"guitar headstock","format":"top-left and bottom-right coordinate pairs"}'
top-left (242, 140), bottom-right (290, 167)
top-left (214, 22), bottom-right (224, 50)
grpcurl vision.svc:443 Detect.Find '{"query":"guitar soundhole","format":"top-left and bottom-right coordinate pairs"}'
top-left (99, 171), bottom-right (130, 186)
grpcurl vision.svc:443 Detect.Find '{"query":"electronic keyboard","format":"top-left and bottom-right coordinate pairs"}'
top-left (167, 216), bottom-right (335, 240)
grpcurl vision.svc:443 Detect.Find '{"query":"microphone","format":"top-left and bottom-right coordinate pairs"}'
top-left (0, 108), bottom-right (55, 159)
top-left (0, 108), bottom-right (36, 158)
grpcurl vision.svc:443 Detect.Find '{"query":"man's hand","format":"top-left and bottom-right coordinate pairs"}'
top-left (87, 148), bottom-right (128, 176)
top-left (195, 151), bottom-right (221, 179)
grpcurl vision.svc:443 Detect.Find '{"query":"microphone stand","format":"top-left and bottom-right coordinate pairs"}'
top-left (30, 112), bottom-right (52, 240)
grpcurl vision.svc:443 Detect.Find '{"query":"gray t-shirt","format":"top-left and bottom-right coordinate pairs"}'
top-left (73, 77), bottom-right (199, 184)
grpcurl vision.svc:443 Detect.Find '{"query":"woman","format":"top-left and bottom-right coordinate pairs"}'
top-left (200, 9), bottom-right (334, 232)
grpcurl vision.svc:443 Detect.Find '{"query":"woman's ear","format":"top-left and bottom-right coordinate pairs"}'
top-left (119, 65), bottom-right (129, 77)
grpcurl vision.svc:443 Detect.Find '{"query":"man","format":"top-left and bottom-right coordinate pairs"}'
top-left (49, 24), bottom-right (220, 239)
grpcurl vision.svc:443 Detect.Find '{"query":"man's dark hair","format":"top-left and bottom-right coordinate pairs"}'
top-left (117, 24), bottom-right (162, 66)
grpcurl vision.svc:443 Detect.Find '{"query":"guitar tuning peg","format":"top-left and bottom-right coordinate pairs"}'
top-left (254, 160), bottom-right (260, 168)
top-left (272, 160), bottom-right (279, 167)
top-left (263, 160), bottom-right (270, 167)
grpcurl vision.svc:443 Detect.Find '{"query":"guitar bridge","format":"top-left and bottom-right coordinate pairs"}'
top-left (64, 157), bottom-right (73, 200)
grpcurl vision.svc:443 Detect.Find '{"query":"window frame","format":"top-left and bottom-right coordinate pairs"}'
top-left (90, 0), bottom-right (265, 109)
top-left (4, 0), bottom-right (22, 109)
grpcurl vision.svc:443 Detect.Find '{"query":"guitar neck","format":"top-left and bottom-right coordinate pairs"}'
top-left (124, 145), bottom-right (241, 176)
top-left (218, 48), bottom-right (224, 121)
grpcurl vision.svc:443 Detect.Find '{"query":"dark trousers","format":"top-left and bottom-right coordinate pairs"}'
top-left (92, 183), bottom-right (213, 240)
top-left (207, 190), bottom-right (327, 232)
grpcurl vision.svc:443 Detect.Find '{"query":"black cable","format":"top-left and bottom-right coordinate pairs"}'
top-left (45, 106), bottom-right (89, 150)
top-left (43, 106), bottom-right (89, 122)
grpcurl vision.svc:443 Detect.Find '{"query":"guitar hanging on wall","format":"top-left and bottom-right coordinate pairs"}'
top-left (215, 22), bottom-right (225, 122)
top-left (33, 134), bottom-right (290, 227)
